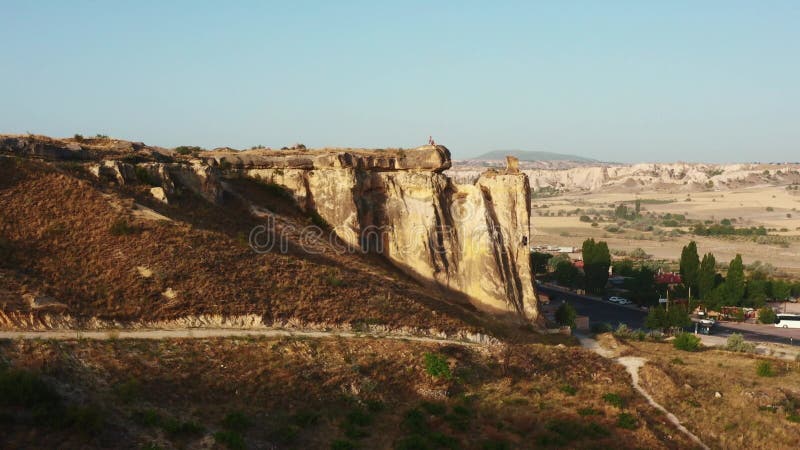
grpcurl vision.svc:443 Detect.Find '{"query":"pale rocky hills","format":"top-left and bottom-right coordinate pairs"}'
top-left (452, 161), bottom-right (800, 193)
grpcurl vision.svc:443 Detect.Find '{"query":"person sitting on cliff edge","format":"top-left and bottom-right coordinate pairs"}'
top-left (428, 135), bottom-right (436, 146)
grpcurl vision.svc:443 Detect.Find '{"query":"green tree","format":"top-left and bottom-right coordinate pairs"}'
top-left (582, 238), bottom-right (611, 294)
top-left (746, 279), bottom-right (769, 307)
top-left (547, 253), bottom-right (571, 272)
top-left (679, 241), bottom-right (700, 295)
top-left (555, 302), bottom-right (577, 327)
top-left (698, 253), bottom-right (717, 300)
top-left (530, 252), bottom-right (552, 274)
top-left (645, 306), bottom-right (667, 330)
top-left (554, 260), bottom-right (580, 287)
top-left (666, 305), bottom-right (691, 330)
top-left (725, 254), bottom-right (746, 305)
top-left (772, 280), bottom-right (791, 301)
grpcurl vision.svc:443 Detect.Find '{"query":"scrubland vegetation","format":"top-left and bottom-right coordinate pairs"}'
top-left (0, 336), bottom-right (697, 449)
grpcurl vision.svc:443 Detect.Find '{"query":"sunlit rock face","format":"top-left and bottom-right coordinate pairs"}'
top-left (0, 135), bottom-right (538, 321)
top-left (221, 146), bottom-right (538, 321)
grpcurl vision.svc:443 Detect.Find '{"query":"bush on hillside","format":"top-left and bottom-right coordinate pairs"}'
top-left (423, 353), bottom-right (451, 380)
top-left (725, 333), bottom-right (756, 353)
top-left (756, 361), bottom-right (775, 377)
top-left (673, 333), bottom-right (701, 352)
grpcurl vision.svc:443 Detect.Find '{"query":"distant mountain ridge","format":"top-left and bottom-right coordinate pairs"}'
top-left (472, 149), bottom-right (597, 162)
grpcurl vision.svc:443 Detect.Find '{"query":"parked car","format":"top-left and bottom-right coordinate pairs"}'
top-left (608, 296), bottom-right (631, 305)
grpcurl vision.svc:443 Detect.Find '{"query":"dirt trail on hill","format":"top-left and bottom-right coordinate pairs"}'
top-left (0, 327), bottom-right (488, 346)
top-left (578, 335), bottom-right (709, 450)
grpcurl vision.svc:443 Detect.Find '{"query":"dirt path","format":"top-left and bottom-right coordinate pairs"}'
top-left (0, 327), bottom-right (487, 347)
top-left (578, 335), bottom-right (709, 450)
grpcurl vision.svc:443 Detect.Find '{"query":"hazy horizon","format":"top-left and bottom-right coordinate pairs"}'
top-left (2, 1), bottom-right (798, 163)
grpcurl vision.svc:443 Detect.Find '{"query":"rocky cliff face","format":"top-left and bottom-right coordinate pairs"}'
top-left (0, 136), bottom-right (538, 322)
top-left (211, 146), bottom-right (538, 320)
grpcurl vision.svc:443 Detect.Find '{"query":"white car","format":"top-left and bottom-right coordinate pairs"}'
top-left (608, 296), bottom-right (623, 303)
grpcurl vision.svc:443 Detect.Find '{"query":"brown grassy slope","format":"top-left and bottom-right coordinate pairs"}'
top-left (612, 338), bottom-right (800, 450)
top-left (0, 337), bottom-right (697, 450)
top-left (0, 157), bottom-right (500, 334)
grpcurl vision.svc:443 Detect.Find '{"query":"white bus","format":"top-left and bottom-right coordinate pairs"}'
top-left (774, 314), bottom-right (800, 329)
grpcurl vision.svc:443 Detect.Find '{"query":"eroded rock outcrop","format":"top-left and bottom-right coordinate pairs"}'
top-left (0, 136), bottom-right (538, 321)
top-left (214, 146), bottom-right (538, 320)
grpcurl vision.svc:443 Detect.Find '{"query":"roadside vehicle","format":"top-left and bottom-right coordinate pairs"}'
top-left (774, 313), bottom-right (800, 328)
top-left (608, 296), bottom-right (622, 303)
top-left (617, 298), bottom-right (632, 305)
top-left (697, 319), bottom-right (715, 335)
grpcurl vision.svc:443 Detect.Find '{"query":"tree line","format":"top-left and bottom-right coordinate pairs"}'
top-left (679, 240), bottom-right (799, 310)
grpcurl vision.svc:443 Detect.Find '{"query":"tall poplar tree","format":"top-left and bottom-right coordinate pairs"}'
top-left (679, 241), bottom-right (700, 294)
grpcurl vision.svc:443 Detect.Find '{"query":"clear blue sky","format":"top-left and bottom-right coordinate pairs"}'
top-left (1, 1), bottom-right (798, 162)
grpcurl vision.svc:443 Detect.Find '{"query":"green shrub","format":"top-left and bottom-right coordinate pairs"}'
top-left (222, 411), bottom-right (251, 431)
top-left (326, 270), bottom-right (345, 287)
top-left (134, 166), bottom-right (157, 186)
top-left (725, 333), bottom-right (756, 353)
top-left (109, 218), bottom-right (138, 236)
top-left (423, 353), bottom-right (451, 379)
top-left (291, 410), bottom-right (320, 428)
top-left (340, 408), bottom-right (373, 440)
top-left (174, 146), bottom-right (203, 155)
top-left (602, 393), bottom-right (625, 408)
top-left (330, 440), bottom-right (357, 450)
top-left (214, 430), bottom-right (245, 450)
top-left (162, 418), bottom-right (204, 436)
top-left (113, 378), bottom-right (141, 403)
top-left (64, 405), bottom-right (105, 434)
top-left (590, 322), bottom-right (613, 334)
top-left (758, 307), bottom-right (777, 325)
top-left (616, 412), bottom-right (637, 429)
top-left (132, 409), bottom-right (162, 427)
top-left (401, 408), bottom-right (429, 434)
top-left (613, 323), bottom-right (634, 338)
top-left (541, 419), bottom-right (610, 445)
top-left (480, 439), bottom-right (511, 450)
top-left (673, 333), bottom-right (701, 352)
top-left (555, 302), bottom-right (576, 327)
top-left (577, 407), bottom-right (602, 416)
top-left (756, 361), bottom-right (775, 377)
top-left (559, 384), bottom-right (577, 396)
top-left (395, 435), bottom-right (429, 450)
top-left (0, 368), bottom-right (61, 407)
top-left (420, 401), bottom-right (447, 416)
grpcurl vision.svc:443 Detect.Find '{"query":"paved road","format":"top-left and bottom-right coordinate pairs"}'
top-left (538, 283), bottom-right (800, 347)
top-left (713, 322), bottom-right (800, 347)
top-left (538, 284), bottom-right (646, 329)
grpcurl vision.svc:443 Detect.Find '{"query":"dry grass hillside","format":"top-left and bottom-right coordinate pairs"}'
top-left (603, 334), bottom-right (800, 449)
top-left (0, 336), bottom-right (697, 450)
top-left (0, 155), bottom-right (499, 335)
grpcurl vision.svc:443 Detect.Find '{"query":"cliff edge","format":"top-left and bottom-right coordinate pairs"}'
top-left (1, 135), bottom-right (539, 322)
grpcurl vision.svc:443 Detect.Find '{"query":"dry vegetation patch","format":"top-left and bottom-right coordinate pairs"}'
top-left (618, 339), bottom-right (800, 449)
top-left (0, 337), bottom-right (697, 449)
